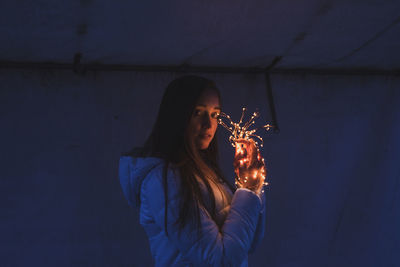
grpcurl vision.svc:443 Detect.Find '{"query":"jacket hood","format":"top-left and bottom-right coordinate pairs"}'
top-left (118, 156), bottom-right (164, 207)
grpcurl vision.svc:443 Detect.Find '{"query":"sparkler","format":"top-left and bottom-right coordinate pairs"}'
top-left (218, 107), bottom-right (273, 192)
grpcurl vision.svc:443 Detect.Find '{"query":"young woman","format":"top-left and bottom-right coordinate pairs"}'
top-left (119, 75), bottom-right (267, 266)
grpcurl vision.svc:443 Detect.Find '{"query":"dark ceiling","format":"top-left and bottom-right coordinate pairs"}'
top-left (1, 0), bottom-right (400, 71)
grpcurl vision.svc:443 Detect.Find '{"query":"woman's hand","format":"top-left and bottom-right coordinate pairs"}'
top-left (233, 139), bottom-right (267, 195)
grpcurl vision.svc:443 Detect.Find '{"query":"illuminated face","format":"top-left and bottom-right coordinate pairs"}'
top-left (187, 89), bottom-right (221, 150)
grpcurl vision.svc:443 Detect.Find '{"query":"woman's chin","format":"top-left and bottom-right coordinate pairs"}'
top-left (196, 141), bottom-right (210, 150)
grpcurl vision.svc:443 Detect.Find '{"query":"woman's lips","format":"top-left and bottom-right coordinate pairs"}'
top-left (199, 133), bottom-right (212, 139)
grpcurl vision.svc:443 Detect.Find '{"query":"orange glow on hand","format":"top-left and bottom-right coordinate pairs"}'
top-left (219, 107), bottom-right (272, 194)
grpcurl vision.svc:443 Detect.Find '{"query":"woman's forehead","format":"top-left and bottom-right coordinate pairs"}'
top-left (196, 89), bottom-right (220, 107)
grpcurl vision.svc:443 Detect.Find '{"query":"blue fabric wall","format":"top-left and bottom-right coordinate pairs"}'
top-left (1, 70), bottom-right (399, 266)
top-left (256, 74), bottom-right (400, 267)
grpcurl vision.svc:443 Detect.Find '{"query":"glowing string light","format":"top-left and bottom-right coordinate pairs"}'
top-left (217, 107), bottom-right (274, 148)
top-left (218, 107), bottom-right (274, 190)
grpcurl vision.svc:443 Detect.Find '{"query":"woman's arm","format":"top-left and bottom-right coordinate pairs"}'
top-left (141, 165), bottom-right (262, 266)
top-left (248, 187), bottom-right (267, 253)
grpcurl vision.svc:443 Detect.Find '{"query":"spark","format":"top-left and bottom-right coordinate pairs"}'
top-left (218, 107), bottom-right (274, 148)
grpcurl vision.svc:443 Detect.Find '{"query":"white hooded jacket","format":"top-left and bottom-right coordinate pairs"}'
top-left (119, 156), bottom-right (266, 267)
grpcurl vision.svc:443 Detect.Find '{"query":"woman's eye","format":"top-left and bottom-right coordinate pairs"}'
top-left (193, 109), bottom-right (220, 119)
top-left (211, 112), bottom-right (220, 119)
top-left (194, 109), bottom-right (202, 116)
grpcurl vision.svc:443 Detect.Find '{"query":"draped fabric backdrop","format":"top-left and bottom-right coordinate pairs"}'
top-left (1, 70), bottom-right (399, 266)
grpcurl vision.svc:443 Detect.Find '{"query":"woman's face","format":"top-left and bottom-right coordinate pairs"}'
top-left (187, 89), bottom-right (221, 150)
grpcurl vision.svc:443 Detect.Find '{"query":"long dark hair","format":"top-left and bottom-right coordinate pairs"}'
top-left (129, 75), bottom-right (234, 235)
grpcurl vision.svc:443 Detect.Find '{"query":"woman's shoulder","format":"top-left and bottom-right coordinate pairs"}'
top-left (119, 156), bottom-right (165, 181)
top-left (119, 155), bottom-right (180, 205)
top-left (138, 158), bottom-right (181, 194)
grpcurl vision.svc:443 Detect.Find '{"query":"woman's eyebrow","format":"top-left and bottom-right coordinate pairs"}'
top-left (196, 104), bottom-right (221, 110)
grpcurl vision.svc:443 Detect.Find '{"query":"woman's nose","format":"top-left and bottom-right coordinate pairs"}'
top-left (201, 113), bottom-right (211, 128)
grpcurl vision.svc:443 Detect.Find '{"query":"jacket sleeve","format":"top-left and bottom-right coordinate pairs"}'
top-left (248, 187), bottom-right (267, 253)
top-left (140, 166), bottom-right (263, 266)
